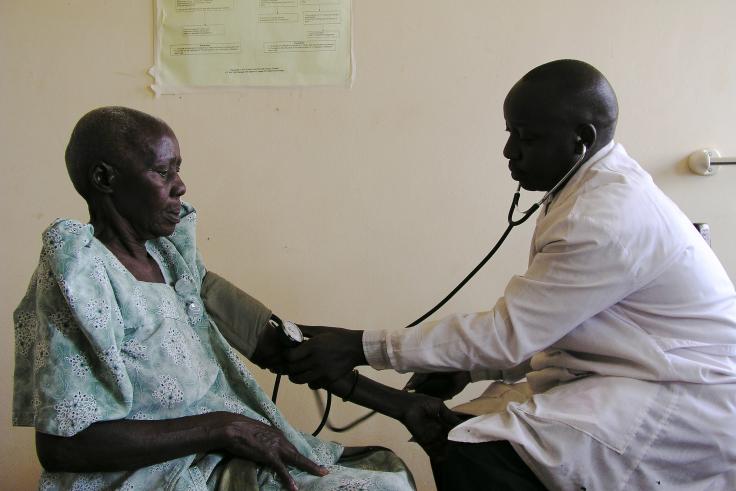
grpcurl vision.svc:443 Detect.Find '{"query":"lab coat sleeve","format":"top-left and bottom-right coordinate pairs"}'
top-left (368, 212), bottom-right (642, 373)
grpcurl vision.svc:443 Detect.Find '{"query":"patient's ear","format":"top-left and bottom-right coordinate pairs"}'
top-left (89, 161), bottom-right (116, 194)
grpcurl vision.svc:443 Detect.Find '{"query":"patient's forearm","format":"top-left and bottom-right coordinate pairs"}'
top-left (327, 373), bottom-right (412, 421)
top-left (325, 371), bottom-right (463, 456)
top-left (36, 412), bottom-right (233, 472)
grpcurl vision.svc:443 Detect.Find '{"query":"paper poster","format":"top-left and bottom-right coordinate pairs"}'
top-left (151, 0), bottom-right (352, 94)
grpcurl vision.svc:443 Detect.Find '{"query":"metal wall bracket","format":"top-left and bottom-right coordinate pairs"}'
top-left (688, 148), bottom-right (736, 176)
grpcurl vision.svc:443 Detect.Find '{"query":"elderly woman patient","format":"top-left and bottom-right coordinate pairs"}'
top-left (12, 107), bottom-right (435, 490)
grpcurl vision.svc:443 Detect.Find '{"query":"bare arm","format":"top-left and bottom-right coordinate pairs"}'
top-left (313, 370), bottom-right (464, 460)
top-left (285, 326), bottom-right (465, 458)
top-left (36, 412), bottom-right (326, 491)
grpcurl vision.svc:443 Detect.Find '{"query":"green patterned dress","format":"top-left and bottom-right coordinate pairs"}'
top-left (13, 203), bottom-right (415, 491)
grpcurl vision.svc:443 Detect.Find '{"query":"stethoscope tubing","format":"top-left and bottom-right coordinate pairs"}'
top-left (279, 149), bottom-right (589, 435)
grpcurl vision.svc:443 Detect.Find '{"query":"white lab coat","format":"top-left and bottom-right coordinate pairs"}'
top-left (364, 142), bottom-right (736, 490)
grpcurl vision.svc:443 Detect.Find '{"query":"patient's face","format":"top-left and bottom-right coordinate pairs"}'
top-left (502, 83), bottom-right (579, 191)
top-left (110, 128), bottom-right (187, 239)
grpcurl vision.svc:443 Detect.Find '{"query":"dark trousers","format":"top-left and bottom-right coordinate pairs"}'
top-left (431, 440), bottom-right (547, 491)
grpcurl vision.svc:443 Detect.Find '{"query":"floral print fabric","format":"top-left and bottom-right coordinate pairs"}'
top-left (13, 203), bottom-right (414, 491)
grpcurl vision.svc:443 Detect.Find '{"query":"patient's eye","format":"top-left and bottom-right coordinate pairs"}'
top-left (151, 166), bottom-right (170, 179)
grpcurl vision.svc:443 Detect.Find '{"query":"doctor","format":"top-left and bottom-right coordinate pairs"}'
top-left (284, 59), bottom-right (736, 490)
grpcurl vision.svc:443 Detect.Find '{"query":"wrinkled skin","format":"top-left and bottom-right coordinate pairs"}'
top-left (37, 412), bottom-right (327, 491)
top-left (220, 413), bottom-right (328, 490)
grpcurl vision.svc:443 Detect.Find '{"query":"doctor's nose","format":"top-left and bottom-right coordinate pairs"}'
top-left (503, 137), bottom-right (518, 160)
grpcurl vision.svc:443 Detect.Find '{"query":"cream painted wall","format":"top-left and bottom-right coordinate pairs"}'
top-left (2, 1), bottom-right (735, 489)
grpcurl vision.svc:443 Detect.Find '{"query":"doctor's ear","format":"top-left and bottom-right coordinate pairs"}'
top-left (89, 161), bottom-right (117, 194)
top-left (576, 124), bottom-right (597, 155)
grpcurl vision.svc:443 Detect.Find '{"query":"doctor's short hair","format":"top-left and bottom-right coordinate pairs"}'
top-left (520, 59), bottom-right (619, 129)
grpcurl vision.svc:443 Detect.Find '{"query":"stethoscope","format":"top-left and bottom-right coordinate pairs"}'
top-left (407, 143), bottom-right (588, 327)
top-left (508, 143), bottom-right (588, 226)
top-left (278, 145), bottom-right (589, 435)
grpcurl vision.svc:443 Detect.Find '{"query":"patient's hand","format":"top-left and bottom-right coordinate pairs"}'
top-left (284, 326), bottom-right (366, 387)
top-left (221, 413), bottom-right (328, 490)
top-left (404, 372), bottom-right (471, 400)
top-left (400, 395), bottom-right (464, 461)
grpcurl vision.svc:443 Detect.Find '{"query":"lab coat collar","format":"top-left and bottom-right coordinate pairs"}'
top-left (544, 139), bottom-right (617, 213)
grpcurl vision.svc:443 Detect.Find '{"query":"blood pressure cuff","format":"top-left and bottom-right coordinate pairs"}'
top-left (201, 271), bottom-right (272, 359)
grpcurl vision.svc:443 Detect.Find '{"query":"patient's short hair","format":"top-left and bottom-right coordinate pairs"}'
top-left (65, 106), bottom-right (171, 200)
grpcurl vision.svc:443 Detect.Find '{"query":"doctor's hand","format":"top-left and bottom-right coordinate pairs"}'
top-left (284, 326), bottom-right (366, 388)
top-left (250, 324), bottom-right (290, 373)
top-left (404, 372), bottom-right (471, 400)
top-left (400, 395), bottom-right (464, 462)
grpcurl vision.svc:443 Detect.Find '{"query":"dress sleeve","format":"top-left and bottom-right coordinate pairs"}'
top-left (14, 220), bottom-right (134, 437)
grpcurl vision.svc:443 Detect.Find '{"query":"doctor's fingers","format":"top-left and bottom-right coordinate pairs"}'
top-left (282, 355), bottom-right (322, 375)
top-left (288, 369), bottom-right (329, 386)
top-left (299, 324), bottom-right (336, 338)
top-left (287, 363), bottom-right (348, 387)
top-left (284, 340), bottom-right (321, 362)
top-left (286, 355), bottom-right (358, 384)
top-left (267, 364), bottom-right (289, 375)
